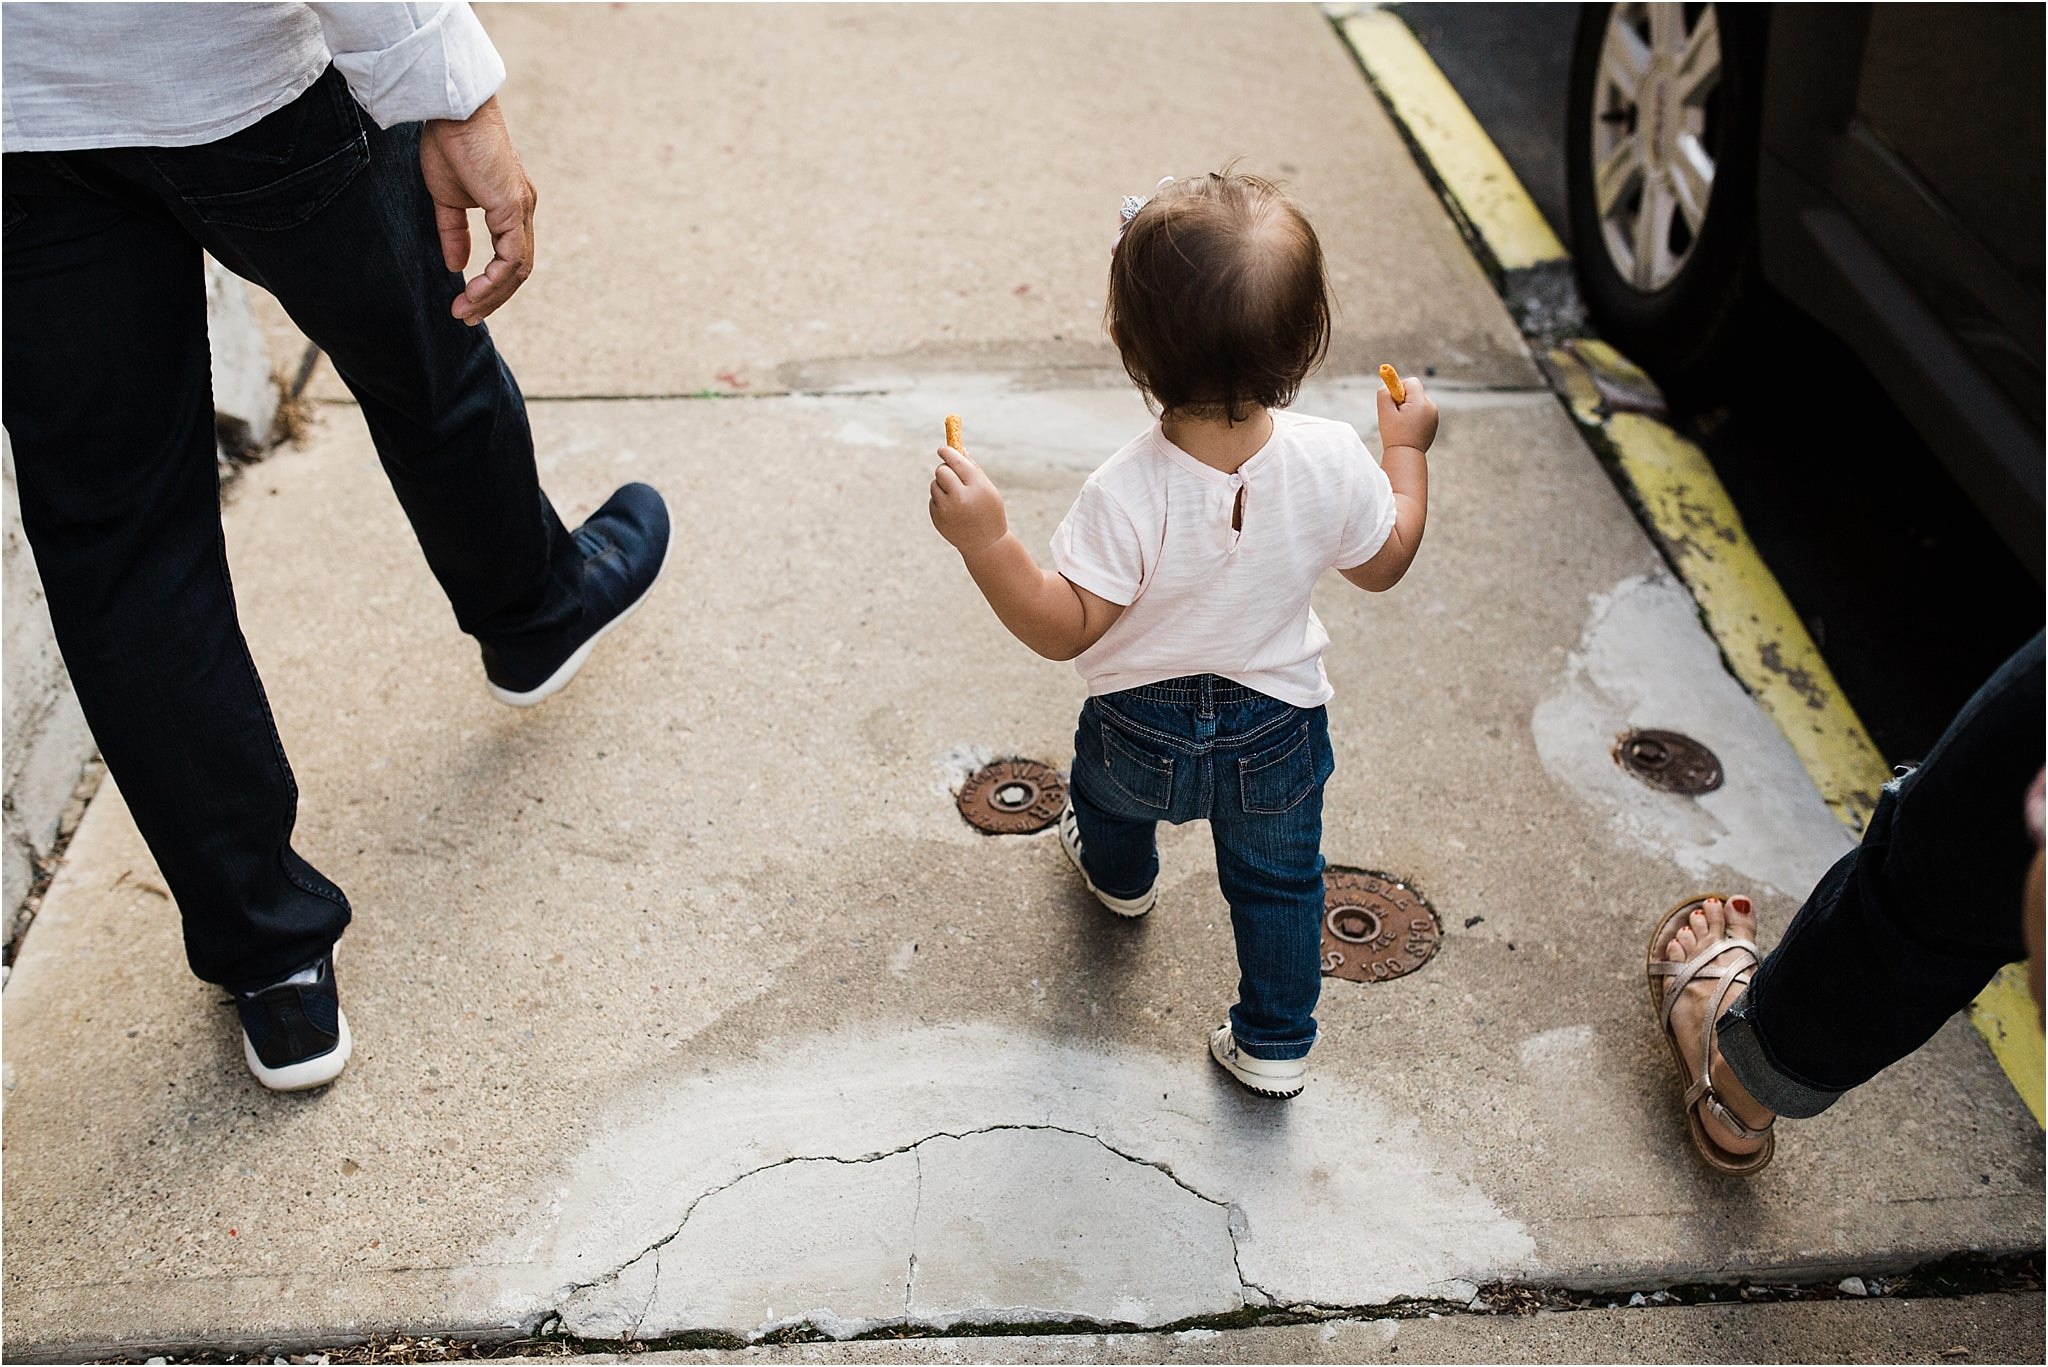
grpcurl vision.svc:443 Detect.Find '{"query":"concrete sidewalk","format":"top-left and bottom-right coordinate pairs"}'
top-left (2, 5), bottom-right (2039, 1361)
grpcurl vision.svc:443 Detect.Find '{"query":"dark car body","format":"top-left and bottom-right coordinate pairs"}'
top-left (1753, 4), bottom-right (2043, 572)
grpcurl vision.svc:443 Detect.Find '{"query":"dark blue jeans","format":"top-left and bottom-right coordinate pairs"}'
top-left (1, 67), bottom-right (583, 989)
top-left (1070, 675), bottom-right (1335, 1060)
top-left (1719, 631), bottom-right (2044, 1116)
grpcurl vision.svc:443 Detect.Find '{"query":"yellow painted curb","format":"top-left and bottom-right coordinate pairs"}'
top-left (1546, 344), bottom-right (1890, 832)
top-left (1971, 964), bottom-right (2046, 1115)
top-left (1335, 6), bottom-right (1567, 272)
top-left (1328, 3), bottom-right (2045, 1125)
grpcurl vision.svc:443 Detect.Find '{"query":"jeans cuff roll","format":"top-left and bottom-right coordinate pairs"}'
top-left (1715, 1005), bottom-right (1843, 1119)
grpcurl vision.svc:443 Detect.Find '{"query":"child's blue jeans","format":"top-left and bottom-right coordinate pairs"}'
top-left (1069, 674), bottom-right (1335, 1061)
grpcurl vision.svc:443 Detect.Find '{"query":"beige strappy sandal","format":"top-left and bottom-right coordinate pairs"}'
top-left (1647, 894), bottom-right (1775, 1175)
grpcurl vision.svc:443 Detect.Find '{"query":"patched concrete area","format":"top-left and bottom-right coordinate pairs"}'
top-left (1532, 573), bottom-right (1857, 900)
top-left (516, 1023), bottom-right (1531, 1341)
top-left (561, 1125), bottom-right (1246, 1340)
top-left (909, 1129), bottom-right (1244, 1327)
top-left (577, 1149), bottom-right (923, 1339)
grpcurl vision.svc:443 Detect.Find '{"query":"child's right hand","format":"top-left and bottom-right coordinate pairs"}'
top-left (1376, 374), bottom-right (1439, 454)
top-left (929, 445), bottom-right (1009, 557)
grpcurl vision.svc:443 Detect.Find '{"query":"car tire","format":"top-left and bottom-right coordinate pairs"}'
top-left (1566, 2), bottom-right (1768, 392)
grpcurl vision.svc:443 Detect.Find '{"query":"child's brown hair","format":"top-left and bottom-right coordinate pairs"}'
top-left (1106, 171), bottom-right (1332, 424)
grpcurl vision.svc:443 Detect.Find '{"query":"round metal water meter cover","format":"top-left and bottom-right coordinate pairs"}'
top-left (1615, 729), bottom-right (1723, 795)
top-left (1321, 869), bottom-right (1441, 983)
top-left (957, 758), bottom-right (1067, 835)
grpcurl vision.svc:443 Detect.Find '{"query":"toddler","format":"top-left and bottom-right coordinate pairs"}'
top-left (927, 171), bottom-right (1436, 1098)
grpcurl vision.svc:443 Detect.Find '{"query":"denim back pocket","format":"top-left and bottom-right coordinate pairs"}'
top-left (1238, 718), bottom-right (1328, 815)
top-left (1094, 716), bottom-right (1175, 812)
top-left (145, 67), bottom-right (369, 232)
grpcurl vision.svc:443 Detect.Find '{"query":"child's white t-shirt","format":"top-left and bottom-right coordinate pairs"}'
top-left (1050, 409), bottom-right (1398, 708)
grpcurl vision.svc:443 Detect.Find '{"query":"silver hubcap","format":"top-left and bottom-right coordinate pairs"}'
top-left (1592, 2), bottom-right (1722, 292)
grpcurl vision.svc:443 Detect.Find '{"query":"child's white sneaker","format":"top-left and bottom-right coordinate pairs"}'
top-left (1209, 1024), bottom-right (1306, 1099)
top-left (1058, 802), bottom-right (1157, 917)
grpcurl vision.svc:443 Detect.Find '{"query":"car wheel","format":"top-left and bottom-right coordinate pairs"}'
top-left (1566, 2), bottom-right (1766, 387)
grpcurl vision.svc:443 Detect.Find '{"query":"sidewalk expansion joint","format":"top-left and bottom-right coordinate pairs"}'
top-left (308, 388), bottom-right (894, 405)
top-left (307, 378), bottom-right (1561, 409)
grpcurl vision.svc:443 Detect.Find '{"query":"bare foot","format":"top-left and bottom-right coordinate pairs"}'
top-left (1660, 896), bottom-right (1776, 1155)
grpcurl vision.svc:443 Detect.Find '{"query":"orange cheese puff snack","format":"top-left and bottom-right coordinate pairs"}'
top-left (944, 414), bottom-right (965, 453)
top-left (1378, 364), bottom-right (1406, 405)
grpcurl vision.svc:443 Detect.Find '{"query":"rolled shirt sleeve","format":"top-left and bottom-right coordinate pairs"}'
top-left (309, 2), bottom-right (505, 127)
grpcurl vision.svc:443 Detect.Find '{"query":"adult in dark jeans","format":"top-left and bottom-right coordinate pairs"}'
top-left (1649, 632), bottom-right (2045, 1172)
top-left (1, 4), bottom-right (668, 1090)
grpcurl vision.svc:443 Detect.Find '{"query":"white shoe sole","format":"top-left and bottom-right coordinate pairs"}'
top-left (487, 539), bottom-right (670, 708)
top-left (245, 1008), bottom-right (352, 1092)
top-left (1058, 805), bottom-right (1156, 917)
top-left (1209, 1027), bottom-right (1305, 1099)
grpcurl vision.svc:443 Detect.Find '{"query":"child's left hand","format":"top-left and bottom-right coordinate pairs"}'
top-left (929, 445), bottom-right (1009, 557)
top-left (1376, 374), bottom-right (1439, 455)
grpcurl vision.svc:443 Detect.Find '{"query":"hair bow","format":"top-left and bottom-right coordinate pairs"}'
top-left (1114, 176), bottom-right (1178, 244)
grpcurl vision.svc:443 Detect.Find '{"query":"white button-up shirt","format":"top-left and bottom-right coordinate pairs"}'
top-left (1, 2), bottom-right (506, 152)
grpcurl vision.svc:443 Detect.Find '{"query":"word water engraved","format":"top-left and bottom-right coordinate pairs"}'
top-left (958, 758), bottom-right (1067, 835)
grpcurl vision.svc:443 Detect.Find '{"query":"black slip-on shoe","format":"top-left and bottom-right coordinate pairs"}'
top-left (485, 482), bottom-right (671, 707)
top-left (234, 953), bottom-right (351, 1092)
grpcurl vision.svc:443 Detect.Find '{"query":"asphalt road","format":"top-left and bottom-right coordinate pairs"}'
top-left (1395, 2), bottom-right (2042, 765)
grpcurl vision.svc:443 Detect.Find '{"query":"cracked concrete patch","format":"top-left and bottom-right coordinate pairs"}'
top-left (573, 1151), bottom-right (920, 1340)
top-left (907, 1129), bottom-right (1243, 1327)
top-left (910, 1129), bottom-right (1242, 1329)
top-left (498, 1025), bottom-right (1533, 1340)
top-left (1529, 574), bottom-right (1855, 899)
top-left (563, 1247), bottom-right (661, 1340)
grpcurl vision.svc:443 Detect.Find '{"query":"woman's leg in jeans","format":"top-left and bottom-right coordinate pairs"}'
top-left (1, 154), bottom-right (350, 989)
top-left (1718, 631), bottom-right (2045, 1116)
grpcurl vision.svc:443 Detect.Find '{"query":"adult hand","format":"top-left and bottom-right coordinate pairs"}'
top-left (929, 445), bottom-right (1009, 556)
top-left (419, 96), bottom-right (537, 325)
